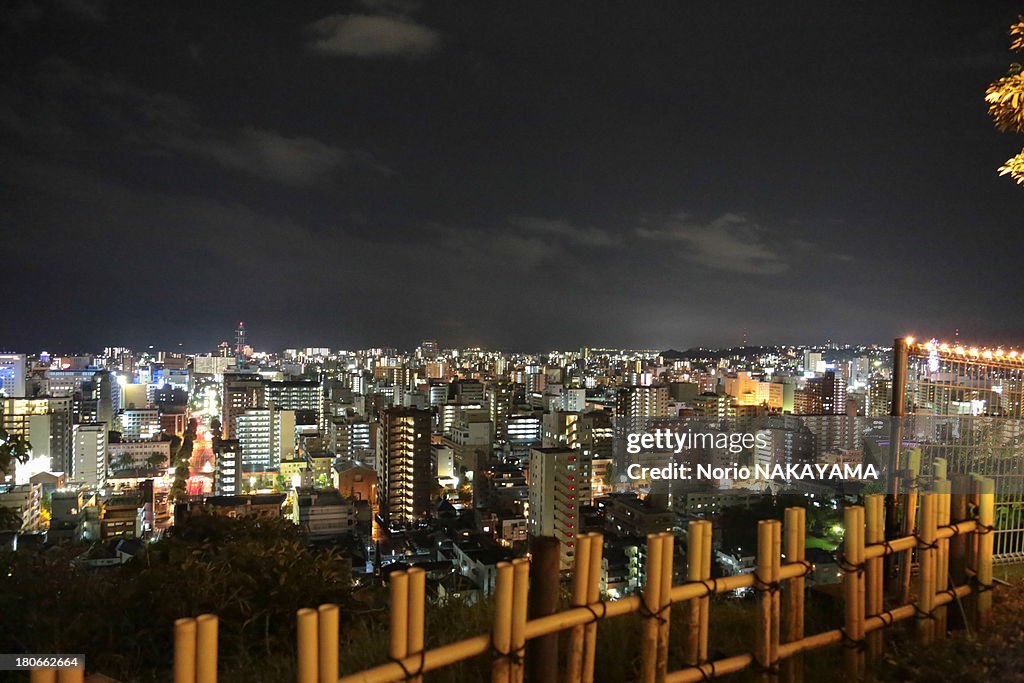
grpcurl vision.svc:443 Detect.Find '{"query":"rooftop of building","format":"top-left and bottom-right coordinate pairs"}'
top-left (205, 493), bottom-right (287, 507)
top-left (452, 534), bottom-right (514, 566)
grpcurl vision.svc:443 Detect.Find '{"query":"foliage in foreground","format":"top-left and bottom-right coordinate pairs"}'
top-left (0, 512), bottom-right (352, 682)
top-left (4, 510), bottom-right (1024, 683)
top-left (987, 17), bottom-right (1024, 185)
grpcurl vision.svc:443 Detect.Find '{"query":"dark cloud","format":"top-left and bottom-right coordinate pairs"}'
top-left (636, 213), bottom-right (790, 275)
top-left (305, 14), bottom-right (440, 58)
top-left (178, 127), bottom-right (373, 187)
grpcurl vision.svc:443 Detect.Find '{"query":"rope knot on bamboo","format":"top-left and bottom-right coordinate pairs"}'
top-left (389, 650), bottom-right (426, 681)
top-left (974, 522), bottom-right (996, 536)
top-left (913, 533), bottom-right (940, 551)
top-left (792, 559), bottom-right (814, 577)
top-left (875, 609), bottom-right (896, 627)
top-left (969, 574), bottom-right (996, 594)
top-left (683, 577), bottom-right (720, 596)
top-left (637, 591), bottom-right (669, 624)
top-left (582, 599), bottom-right (608, 624)
top-left (489, 633), bottom-right (525, 667)
top-left (911, 603), bottom-right (938, 621)
top-left (839, 628), bottom-right (867, 652)
top-left (835, 553), bottom-right (865, 576)
top-left (682, 660), bottom-right (716, 683)
top-left (751, 570), bottom-right (781, 594)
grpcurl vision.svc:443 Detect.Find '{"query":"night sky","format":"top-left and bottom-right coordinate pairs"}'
top-left (1, 1), bottom-right (1022, 353)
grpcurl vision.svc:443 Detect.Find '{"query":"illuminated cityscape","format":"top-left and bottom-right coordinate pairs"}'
top-left (2, 2), bottom-right (1024, 681)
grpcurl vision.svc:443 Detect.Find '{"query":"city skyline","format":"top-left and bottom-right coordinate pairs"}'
top-left (2, 2), bottom-right (1023, 350)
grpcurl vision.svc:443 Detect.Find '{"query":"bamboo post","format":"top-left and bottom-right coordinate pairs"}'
top-left (770, 521), bottom-right (781, 680)
top-left (564, 534), bottom-right (592, 683)
top-left (30, 672), bottom-right (56, 683)
top-left (641, 532), bottom-right (665, 683)
top-left (842, 506), bottom-right (865, 680)
top-left (656, 532), bottom-right (674, 682)
top-left (968, 476), bottom-right (981, 578)
top-left (408, 568), bottom-right (426, 683)
top-left (755, 520), bottom-right (778, 683)
top-left (698, 520), bottom-right (711, 664)
top-left (899, 449), bottom-right (921, 604)
top-left (933, 457), bottom-right (947, 483)
top-left (933, 480), bottom-right (951, 639)
top-left (582, 533), bottom-right (604, 683)
top-left (916, 494), bottom-right (937, 643)
top-left (510, 558), bottom-right (531, 683)
top-left (949, 473), bottom-right (970, 585)
top-left (318, 604), bottom-right (340, 683)
top-left (977, 477), bottom-right (995, 626)
top-left (528, 537), bottom-right (560, 683)
top-left (782, 507), bottom-right (805, 683)
top-left (56, 668), bottom-right (83, 683)
top-left (864, 495), bottom-right (884, 660)
top-left (175, 617), bottom-right (197, 683)
top-left (389, 571), bottom-right (410, 677)
top-left (492, 562), bottom-right (515, 683)
top-left (297, 608), bottom-right (318, 683)
top-left (196, 614), bottom-right (218, 683)
top-left (684, 521), bottom-right (705, 667)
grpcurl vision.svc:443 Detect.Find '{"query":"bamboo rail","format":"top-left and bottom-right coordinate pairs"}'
top-left (112, 481), bottom-right (999, 683)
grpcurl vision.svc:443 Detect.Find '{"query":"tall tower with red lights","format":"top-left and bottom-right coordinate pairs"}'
top-left (234, 321), bottom-right (247, 365)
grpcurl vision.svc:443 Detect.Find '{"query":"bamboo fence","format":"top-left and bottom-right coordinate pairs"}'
top-left (42, 474), bottom-right (996, 683)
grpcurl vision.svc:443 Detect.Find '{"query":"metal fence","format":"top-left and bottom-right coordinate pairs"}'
top-left (895, 416), bottom-right (1024, 563)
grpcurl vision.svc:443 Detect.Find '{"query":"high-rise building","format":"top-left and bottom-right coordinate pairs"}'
top-left (73, 423), bottom-right (108, 487)
top-left (0, 354), bottom-right (26, 398)
top-left (264, 379), bottom-right (323, 426)
top-left (442, 409), bottom-right (493, 472)
top-left (119, 408), bottom-right (161, 439)
top-left (820, 370), bottom-right (847, 415)
top-left (867, 376), bottom-right (892, 417)
top-left (450, 379), bottom-right (485, 405)
top-left (562, 388), bottom-right (586, 413)
top-left (234, 321), bottom-right (248, 365)
top-left (235, 408), bottom-right (296, 473)
top-left (420, 340), bottom-right (440, 360)
top-left (506, 413), bottom-right (542, 464)
top-left (222, 371), bottom-right (265, 439)
top-left (376, 407), bottom-right (432, 529)
top-left (723, 372), bottom-right (784, 409)
top-left (528, 447), bottom-right (581, 571)
top-left (803, 351), bottom-right (824, 374)
top-left (579, 410), bottom-right (613, 501)
top-left (214, 439), bottom-right (240, 496)
top-left (1, 396), bottom-right (73, 475)
top-left (46, 368), bottom-right (113, 425)
top-left (615, 385), bottom-right (670, 424)
top-left (487, 382), bottom-right (514, 443)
